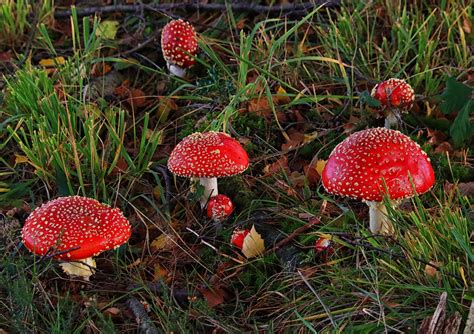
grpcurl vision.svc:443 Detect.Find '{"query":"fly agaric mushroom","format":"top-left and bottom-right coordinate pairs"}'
top-left (167, 131), bottom-right (249, 207)
top-left (371, 78), bottom-right (415, 129)
top-left (161, 19), bottom-right (198, 78)
top-left (21, 196), bottom-right (131, 280)
top-left (322, 127), bottom-right (435, 234)
top-left (231, 228), bottom-right (250, 249)
top-left (207, 194), bottom-right (234, 222)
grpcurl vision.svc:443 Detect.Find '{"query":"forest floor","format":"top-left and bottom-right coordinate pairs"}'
top-left (0, 1), bottom-right (473, 333)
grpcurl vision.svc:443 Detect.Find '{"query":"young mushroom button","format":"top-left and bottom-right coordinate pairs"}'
top-left (322, 127), bottom-right (435, 234)
top-left (167, 131), bottom-right (249, 207)
top-left (21, 196), bottom-right (131, 280)
top-left (161, 19), bottom-right (198, 78)
top-left (371, 78), bottom-right (415, 129)
top-left (207, 194), bottom-right (234, 222)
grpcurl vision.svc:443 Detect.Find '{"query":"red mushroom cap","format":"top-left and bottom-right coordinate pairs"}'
top-left (371, 78), bottom-right (415, 109)
top-left (322, 127), bottom-right (435, 202)
top-left (22, 196), bottom-right (131, 261)
top-left (231, 228), bottom-right (250, 249)
top-left (167, 132), bottom-right (249, 178)
top-left (161, 19), bottom-right (198, 69)
top-left (206, 194), bottom-right (234, 222)
top-left (315, 237), bottom-right (332, 252)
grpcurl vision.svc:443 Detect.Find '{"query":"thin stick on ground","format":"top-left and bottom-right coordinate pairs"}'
top-left (54, 1), bottom-right (341, 18)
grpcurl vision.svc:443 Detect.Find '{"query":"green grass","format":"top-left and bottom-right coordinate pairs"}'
top-left (0, 0), bottom-right (473, 332)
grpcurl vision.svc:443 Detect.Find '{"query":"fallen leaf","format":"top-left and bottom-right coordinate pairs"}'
top-left (103, 307), bottom-right (121, 318)
top-left (424, 261), bottom-right (440, 278)
top-left (275, 86), bottom-right (290, 104)
top-left (14, 154), bottom-right (30, 165)
top-left (157, 97), bottom-right (178, 122)
top-left (281, 131), bottom-right (304, 151)
top-left (263, 155), bottom-right (289, 175)
top-left (39, 56), bottom-right (66, 67)
top-left (91, 62), bottom-right (112, 77)
top-left (153, 263), bottom-right (169, 281)
top-left (242, 225), bottom-right (265, 258)
top-left (151, 234), bottom-right (174, 251)
top-left (198, 286), bottom-right (230, 308)
top-left (315, 159), bottom-right (327, 176)
top-left (462, 17), bottom-right (472, 34)
top-left (96, 20), bottom-right (119, 40)
top-left (127, 88), bottom-right (147, 108)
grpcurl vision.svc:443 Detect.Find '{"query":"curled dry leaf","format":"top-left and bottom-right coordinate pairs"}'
top-left (241, 225), bottom-right (265, 259)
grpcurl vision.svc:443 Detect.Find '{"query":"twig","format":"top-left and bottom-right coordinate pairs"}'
top-left (126, 297), bottom-right (159, 334)
top-left (54, 1), bottom-right (341, 18)
top-left (265, 217), bottom-right (320, 254)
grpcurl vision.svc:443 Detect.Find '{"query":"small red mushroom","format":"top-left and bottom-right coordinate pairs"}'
top-left (371, 78), bottom-right (415, 128)
top-left (21, 196), bottom-right (131, 279)
top-left (167, 132), bottom-right (249, 207)
top-left (315, 237), bottom-right (332, 252)
top-left (206, 194), bottom-right (234, 222)
top-left (322, 127), bottom-right (435, 234)
top-left (161, 19), bottom-right (198, 78)
top-left (231, 228), bottom-right (250, 249)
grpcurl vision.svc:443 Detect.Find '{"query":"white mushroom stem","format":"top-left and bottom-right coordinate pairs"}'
top-left (167, 62), bottom-right (186, 78)
top-left (198, 177), bottom-right (218, 208)
top-left (366, 201), bottom-right (394, 235)
top-left (59, 257), bottom-right (96, 280)
top-left (384, 110), bottom-right (400, 129)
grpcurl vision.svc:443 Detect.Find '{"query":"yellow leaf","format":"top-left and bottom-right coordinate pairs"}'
top-left (242, 225), bottom-right (265, 258)
top-left (275, 85), bottom-right (290, 104)
top-left (15, 154), bottom-right (30, 164)
top-left (315, 160), bottom-right (327, 176)
top-left (424, 261), bottom-right (439, 278)
top-left (96, 20), bottom-right (119, 40)
top-left (39, 56), bottom-right (66, 67)
top-left (151, 234), bottom-right (173, 251)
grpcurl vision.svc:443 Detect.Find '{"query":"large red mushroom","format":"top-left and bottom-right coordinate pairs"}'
top-left (161, 19), bottom-right (198, 78)
top-left (22, 196), bottom-right (131, 279)
top-left (167, 131), bottom-right (249, 207)
top-left (322, 127), bottom-right (435, 234)
top-left (371, 78), bottom-right (415, 129)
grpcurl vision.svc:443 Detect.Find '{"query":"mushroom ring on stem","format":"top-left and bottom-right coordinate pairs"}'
top-left (322, 127), bottom-right (435, 234)
top-left (371, 78), bottom-right (415, 129)
top-left (167, 131), bottom-right (249, 207)
top-left (22, 196), bottom-right (131, 279)
top-left (161, 19), bottom-right (198, 78)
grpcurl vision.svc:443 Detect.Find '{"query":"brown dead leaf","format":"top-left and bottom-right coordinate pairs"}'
top-left (463, 17), bottom-right (472, 34)
top-left (263, 155), bottom-right (289, 175)
top-left (91, 62), bottom-right (112, 77)
top-left (127, 88), bottom-right (147, 108)
top-left (424, 261), bottom-right (440, 278)
top-left (198, 286), bottom-right (230, 308)
top-left (248, 96), bottom-right (272, 117)
top-left (157, 97), bottom-right (178, 122)
top-left (151, 234), bottom-right (175, 251)
top-left (281, 131), bottom-right (304, 151)
top-left (0, 50), bottom-right (12, 62)
top-left (434, 142), bottom-right (453, 154)
top-left (103, 307), bottom-right (121, 318)
top-left (114, 80), bottom-right (130, 97)
top-left (153, 263), bottom-right (169, 281)
top-left (427, 129), bottom-right (448, 146)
